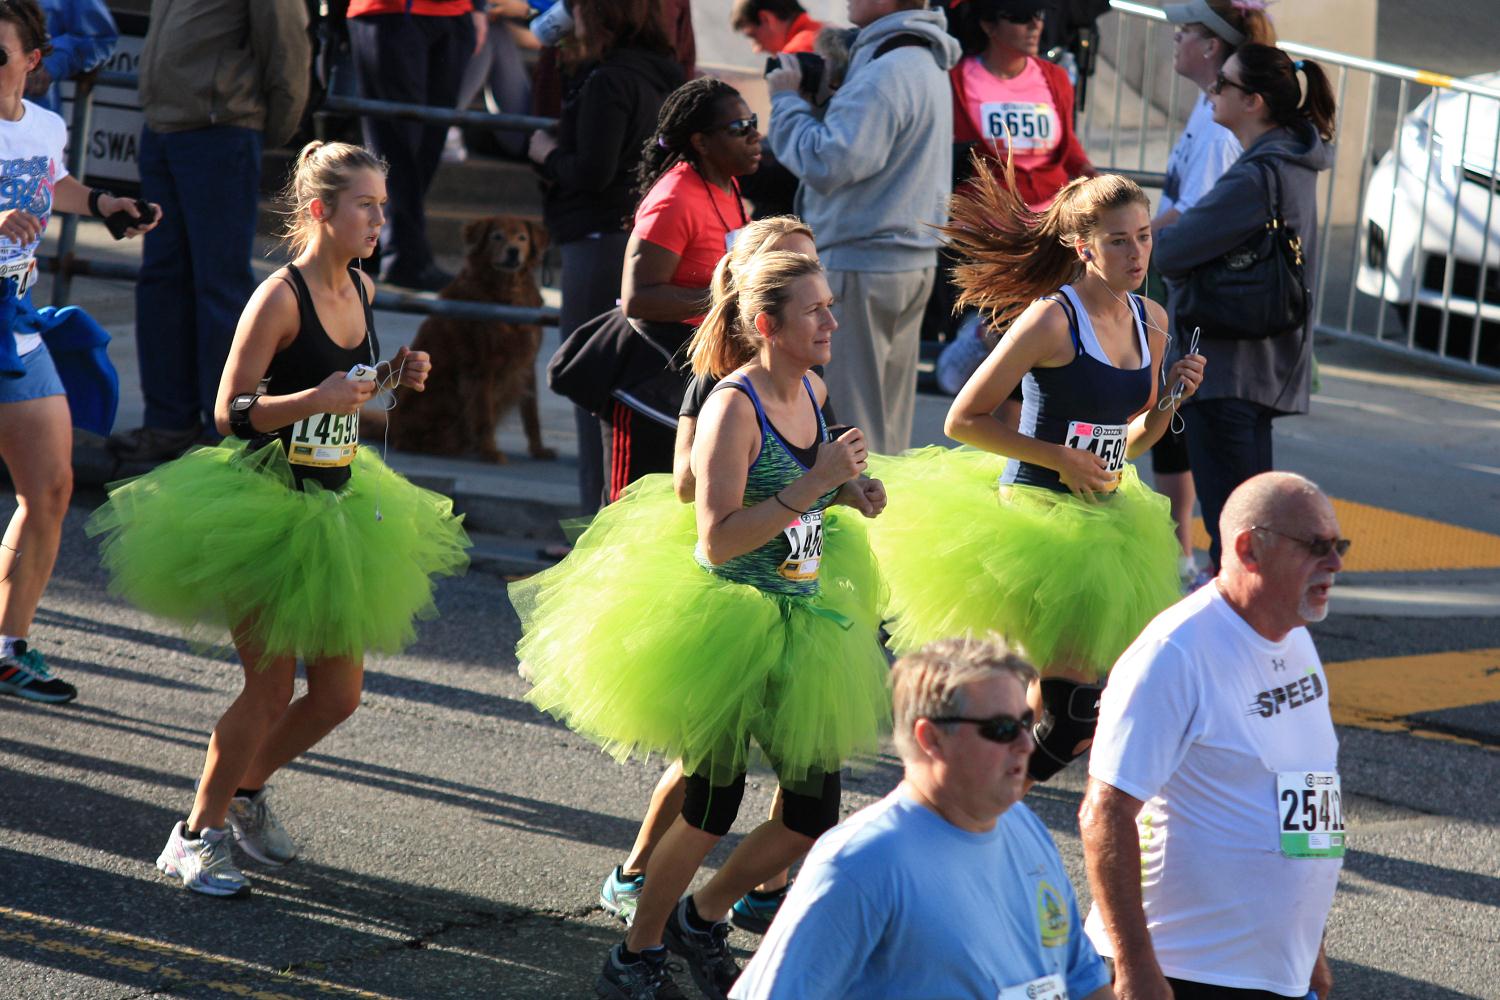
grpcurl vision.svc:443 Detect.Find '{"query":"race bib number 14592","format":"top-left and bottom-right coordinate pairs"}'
top-left (1065, 420), bottom-right (1127, 473)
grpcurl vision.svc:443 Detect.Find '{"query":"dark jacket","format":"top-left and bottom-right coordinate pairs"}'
top-left (1156, 122), bottom-right (1335, 415)
top-left (540, 48), bottom-right (682, 245)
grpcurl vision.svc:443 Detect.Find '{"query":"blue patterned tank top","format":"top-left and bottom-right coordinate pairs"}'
top-left (697, 375), bottom-right (838, 597)
top-left (1003, 284), bottom-right (1153, 493)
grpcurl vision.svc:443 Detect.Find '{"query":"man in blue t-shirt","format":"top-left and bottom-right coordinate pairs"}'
top-left (731, 638), bottom-right (1113, 1000)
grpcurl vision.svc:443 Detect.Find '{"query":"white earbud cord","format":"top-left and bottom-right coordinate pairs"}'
top-left (369, 356), bottom-right (407, 522)
top-left (1085, 260), bottom-right (1196, 436)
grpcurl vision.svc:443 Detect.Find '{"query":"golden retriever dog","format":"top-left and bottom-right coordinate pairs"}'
top-left (389, 215), bottom-right (556, 463)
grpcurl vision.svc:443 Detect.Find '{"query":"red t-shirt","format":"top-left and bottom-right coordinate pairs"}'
top-left (347, 0), bottom-right (472, 16)
top-left (633, 161), bottom-right (748, 321)
top-left (781, 13), bottom-right (823, 54)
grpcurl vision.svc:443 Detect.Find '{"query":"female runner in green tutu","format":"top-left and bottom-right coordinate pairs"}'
top-left (88, 141), bottom-right (469, 897)
top-left (511, 249), bottom-right (888, 998)
top-left (868, 162), bottom-right (1206, 785)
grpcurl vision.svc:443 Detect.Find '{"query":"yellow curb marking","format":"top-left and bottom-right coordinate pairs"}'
top-left (0, 906), bottom-right (392, 999)
top-left (1326, 648), bottom-right (1500, 742)
top-left (1191, 496), bottom-right (1500, 572)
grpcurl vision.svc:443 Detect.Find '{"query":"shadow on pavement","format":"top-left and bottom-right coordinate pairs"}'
top-left (0, 845), bottom-right (618, 999)
top-left (1344, 849), bottom-right (1500, 908)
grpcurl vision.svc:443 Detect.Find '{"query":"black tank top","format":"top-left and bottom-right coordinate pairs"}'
top-left (264, 264), bottom-right (380, 492)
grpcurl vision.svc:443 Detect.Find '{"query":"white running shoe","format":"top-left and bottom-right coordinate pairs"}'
top-left (227, 787), bottom-right (298, 866)
top-left (441, 125), bottom-right (468, 163)
top-left (156, 822), bottom-right (251, 896)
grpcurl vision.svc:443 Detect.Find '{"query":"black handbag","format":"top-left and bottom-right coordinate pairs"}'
top-left (1175, 160), bottom-right (1309, 341)
top-left (547, 308), bottom-right (693, 427)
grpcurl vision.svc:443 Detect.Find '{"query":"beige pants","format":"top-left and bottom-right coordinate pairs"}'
top-left (822, 266), bottom-right (936, 456)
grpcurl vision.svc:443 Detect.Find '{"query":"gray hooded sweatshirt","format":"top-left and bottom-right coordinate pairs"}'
top-left (767, 9), bottom-right (963, 273)
top-left (1155, 121), bottom-right (1335, 415)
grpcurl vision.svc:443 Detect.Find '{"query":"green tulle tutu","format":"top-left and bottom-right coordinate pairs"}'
top-left (509, 475), bottom-right (890, 788)
top-left (86, 439), bottom-right (470, 662)
top-left (866, 447), bottom-right (1180, 678)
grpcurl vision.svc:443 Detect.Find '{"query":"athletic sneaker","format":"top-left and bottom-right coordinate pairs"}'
top-left (601, 866), bottom-right (645, 925)
top-left (0, 642), bottom-right (76, 704)
top-left (156, 822), bottom-right (251, 897)
top-left (729, 885), bottom-right (789, 935)
top-left (596, 944), bottom-right (687, 1000)
top-left (226, 787), bottom-right (297, 866)
top-left (663, 898), bottom-right (739, 1000)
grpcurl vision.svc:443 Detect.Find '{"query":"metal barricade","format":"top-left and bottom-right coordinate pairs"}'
top-left (44, 71), bottom-right (562, 328)
top-left (1086, 0), bottom-right (1500, 379)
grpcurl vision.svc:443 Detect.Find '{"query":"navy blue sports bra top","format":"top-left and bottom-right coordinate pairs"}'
top-left (1003, 284), bottom-right (1153, 493)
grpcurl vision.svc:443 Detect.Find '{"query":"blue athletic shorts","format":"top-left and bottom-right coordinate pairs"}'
top-left (0, 340), bottom-right (66, 405)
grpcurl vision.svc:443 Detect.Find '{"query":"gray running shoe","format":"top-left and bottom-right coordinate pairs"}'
top-left (226, 787), bottom-right (297, 866)
top-left (156, 822), bottom-right (251, 897)
top-left (601, 865), bottom-right (645, 925)
top-left (663, 899), bottom-right (739, 1000)
top-left (596, 944), bottom-right (687, 1000)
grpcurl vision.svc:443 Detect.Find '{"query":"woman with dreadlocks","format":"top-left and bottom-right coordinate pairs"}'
top-left (868, 161), bottom-right (1206, 785)
top-left (604, 76), bottom-right (763, 503)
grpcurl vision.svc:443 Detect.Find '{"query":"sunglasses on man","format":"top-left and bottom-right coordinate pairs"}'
top-left (1253, 527), bottom-right (1353, 558)
top-left (926, 710), bottom-right (1035, 745)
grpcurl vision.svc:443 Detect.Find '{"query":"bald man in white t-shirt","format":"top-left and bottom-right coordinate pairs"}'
top-left (1080, 472), bottom-right (1348, 1000)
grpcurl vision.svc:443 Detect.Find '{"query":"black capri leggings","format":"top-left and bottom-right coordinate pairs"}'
top-left (682, 768), bottom-right (841, 840)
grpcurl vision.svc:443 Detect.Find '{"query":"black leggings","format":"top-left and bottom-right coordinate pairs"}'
top-left (681, 769), bottom-right (841, 839)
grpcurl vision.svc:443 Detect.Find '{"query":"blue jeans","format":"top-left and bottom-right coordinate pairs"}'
top-left (134, 125), bottom-right (262, 432)
top-left (1184, 397), bottom-right (1277, 572)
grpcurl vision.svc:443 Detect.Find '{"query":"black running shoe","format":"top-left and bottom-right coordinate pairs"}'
top-left (663, 899), bottom-right (740, 1000)
top-left (596, 944), bottom-right (687, 1000)
top-left (0, 643), bottom-right (77, 704)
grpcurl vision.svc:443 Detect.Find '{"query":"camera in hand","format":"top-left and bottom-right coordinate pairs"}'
top-left (104, 200), bottom-right (158, 240)
top-left (764, 52), bottom-right (826, 99)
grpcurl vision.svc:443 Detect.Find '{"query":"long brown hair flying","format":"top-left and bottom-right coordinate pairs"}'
top-left (941, 153), bottom-right (1150, 331)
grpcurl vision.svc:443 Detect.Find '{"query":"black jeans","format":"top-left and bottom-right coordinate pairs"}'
top-left (560, 232), bottom-right (630, 514)
top-left (1183, 397), bottom-right (1277, 572)
top-left (348, 13), bottom-right (474, 279)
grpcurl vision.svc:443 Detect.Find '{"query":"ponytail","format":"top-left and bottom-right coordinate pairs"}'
top-left (688, 215), bottom-right (817, 378)
top-left (688, 251), bottom-right (823, 377)
top-left (942, 152), bottom-right (1149, 330)
top-left (1235, 43), bottom-right (1337, 143)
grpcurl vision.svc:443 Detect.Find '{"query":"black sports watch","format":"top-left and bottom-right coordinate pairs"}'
top-left (228, 379), bottom-right (269, 439)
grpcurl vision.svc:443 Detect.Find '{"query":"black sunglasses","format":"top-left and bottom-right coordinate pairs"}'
top-left (1210, 71), bottom-right (1253, 96)
top-left (715, 114), bottom-right (759, 138)
top-left (1253, 526), bottom-right (1352, 558)
top-left (926, 710), bottom-right (1035, 745)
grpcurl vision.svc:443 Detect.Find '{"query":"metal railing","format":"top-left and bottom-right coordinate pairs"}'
top-left (46, 71), bottom-right (562, 328)
top-left (1087, 0), bottom-right (1500, 380)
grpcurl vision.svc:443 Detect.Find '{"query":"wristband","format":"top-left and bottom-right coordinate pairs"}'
top-left (88, 187), bottom-right (111, 219)
top-left (773, 492), bottom-right (808, 515)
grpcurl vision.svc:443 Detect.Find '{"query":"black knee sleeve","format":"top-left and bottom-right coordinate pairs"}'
top-left (1028, 678), bottom-right (1105, 782)
top-left (681, 771), bottom-right (747, 836)
top-left (779, 771), bottom-right (841, 839)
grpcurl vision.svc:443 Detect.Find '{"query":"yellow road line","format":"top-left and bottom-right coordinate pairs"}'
top-left (1191, 497), bottom-right (1500, 572)
top-left (1326, 648), bottom-right (1500, 741)
top-left (0, 906), bottom-right (393, 999)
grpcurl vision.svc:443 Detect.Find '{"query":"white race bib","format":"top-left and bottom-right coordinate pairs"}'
top-left (777, 509), bottom-right (823, 582)
top-left (288, 411), bottom-right (359, 468)
top-left (996, 973), bottom-right (1067, 1000)
top-left (981, 101), bottom-right (1059, 152)
top-left (1276, 770), bottom-right (1345, 859)
top-left (1064, 420), bottom-right (1127, 473)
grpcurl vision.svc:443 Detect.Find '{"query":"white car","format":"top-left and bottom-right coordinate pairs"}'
top-left (1357, 71), bottom-right (1500, 367)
